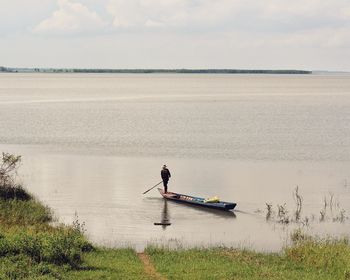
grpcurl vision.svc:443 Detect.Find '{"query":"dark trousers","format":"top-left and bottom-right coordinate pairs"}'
top-left (163, 180), bottom-right (169, 193)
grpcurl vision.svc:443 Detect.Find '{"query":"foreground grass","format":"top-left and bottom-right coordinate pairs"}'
top-left (147, 238), bottom-right (350, 280)
top-left (0, 248), bottom-right (149, 280)
top-left (63, 249), bottom-right (150, 280)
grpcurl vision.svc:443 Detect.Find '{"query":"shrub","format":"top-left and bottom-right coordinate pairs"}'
top-left (0, 199), bottom-right (52, 226)
top-left (0, 153), bottom-right (21, 188)
top-left (0, 184), bottom-right (32, 201)
top-left (0, 227), bottom-right (93, 267)
top-left (0, 152), bottom-right (32, 201)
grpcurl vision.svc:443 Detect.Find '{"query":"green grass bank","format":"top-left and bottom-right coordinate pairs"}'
top-left (0, 184), bottom-right (149, 279)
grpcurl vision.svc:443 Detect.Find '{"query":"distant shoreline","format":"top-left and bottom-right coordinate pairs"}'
top-left (0, 66), bottom-right (312, 74)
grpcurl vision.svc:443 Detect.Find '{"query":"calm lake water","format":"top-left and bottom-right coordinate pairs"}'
top-left (1, 73), bottom-right (350, 252)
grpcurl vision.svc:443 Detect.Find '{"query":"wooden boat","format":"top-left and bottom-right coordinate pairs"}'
top-left (158, 188), bottom-right (236, 211)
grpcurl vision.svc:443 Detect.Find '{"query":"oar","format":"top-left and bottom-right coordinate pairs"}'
top-left (142, 181), bottom-right (163, 194)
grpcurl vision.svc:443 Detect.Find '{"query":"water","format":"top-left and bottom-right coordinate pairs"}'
top-left (0, 73), bottom-right (350, 252)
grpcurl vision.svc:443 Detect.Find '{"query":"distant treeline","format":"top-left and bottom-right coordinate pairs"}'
top-left (0, 66), bottom-right (10, 72)
top-left (71, 69), bottom-right (312, 74)
top-left (0, 66), bottom-right (312, 74)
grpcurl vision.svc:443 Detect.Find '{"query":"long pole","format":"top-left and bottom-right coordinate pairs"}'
top-left (142, 181), bottom-right (163, 194)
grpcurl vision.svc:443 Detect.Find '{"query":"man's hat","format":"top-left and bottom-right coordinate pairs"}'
top-left (163, 164), bottom-right (167, 168)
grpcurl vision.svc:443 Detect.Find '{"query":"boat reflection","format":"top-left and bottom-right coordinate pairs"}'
top-left (161, 200), bottom-right (170, 230)
top-left (154, 200), bottom-right (171, 230)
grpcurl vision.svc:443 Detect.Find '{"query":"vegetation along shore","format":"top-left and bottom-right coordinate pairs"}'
top-left (1, 152), bottom-right (349, 279)
top-left (0, 66), bottom-right (311, 74)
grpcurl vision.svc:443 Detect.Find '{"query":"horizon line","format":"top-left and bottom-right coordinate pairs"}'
top-left (0, 66), bottom-right (313, 74)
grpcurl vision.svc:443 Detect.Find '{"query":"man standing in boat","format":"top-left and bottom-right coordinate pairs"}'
top-left (161, 164), bottom-right (171, 193)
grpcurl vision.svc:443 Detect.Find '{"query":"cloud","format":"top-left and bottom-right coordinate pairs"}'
top-left (33, 0), bottom-right (106, 34)
top-left (106, 0), bottom-right (243, 29)
top-left (0, 1), bottom-right (55, 36)
top-left (103, 0), bottom-right (350, 48)
top-left (31, 0), bottom-right (350, 43)
top-left (280, 27), bottom-right (350, 48)
top-left (105, 0), bottom-right (350, 30)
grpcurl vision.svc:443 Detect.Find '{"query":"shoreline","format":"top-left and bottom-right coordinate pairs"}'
top-left (0, 156), bottom-right (349, 278)
top-left (1, 189), bottom-right (349, 279)
top-left (2, 144), bottom-right (350, 253)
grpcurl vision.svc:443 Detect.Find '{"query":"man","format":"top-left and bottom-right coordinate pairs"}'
top-left (161, 164), bottom-right (171, 193)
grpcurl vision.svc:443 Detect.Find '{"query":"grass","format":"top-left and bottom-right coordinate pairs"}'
top-left (0, 198), bottom-right (52, 226)
top-left (63, 249), bottom-right (150, 279)
top-left (0, 184), bottom-right (149, 280)
top-left (147, 240), bottom-right (350, 280)
top-left (0, 186), bottom-right (87, 279)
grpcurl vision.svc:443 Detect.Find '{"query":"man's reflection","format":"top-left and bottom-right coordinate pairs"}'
top-left (161, 200), bottom-right (171, 230)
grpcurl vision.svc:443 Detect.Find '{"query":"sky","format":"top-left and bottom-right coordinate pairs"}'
top-left (0, 0), bottom-right (350, 70)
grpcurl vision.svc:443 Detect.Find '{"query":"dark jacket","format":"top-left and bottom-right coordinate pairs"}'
top-left (161, 168), bottom-right (171, 181)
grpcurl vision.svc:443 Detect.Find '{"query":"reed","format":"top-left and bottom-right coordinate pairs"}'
top-left (264, 186), bottom-right (348, 226)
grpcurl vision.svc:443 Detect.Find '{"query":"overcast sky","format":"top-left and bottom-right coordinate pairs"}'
top-left (1, 0), bottom-right (349, 70)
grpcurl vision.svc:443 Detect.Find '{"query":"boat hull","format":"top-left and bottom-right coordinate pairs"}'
top-left (158, 188), bottom-right (236, 211)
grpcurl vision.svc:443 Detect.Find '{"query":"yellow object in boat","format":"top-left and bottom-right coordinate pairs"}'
top-left (204, 196), bottom-right (220, 203)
